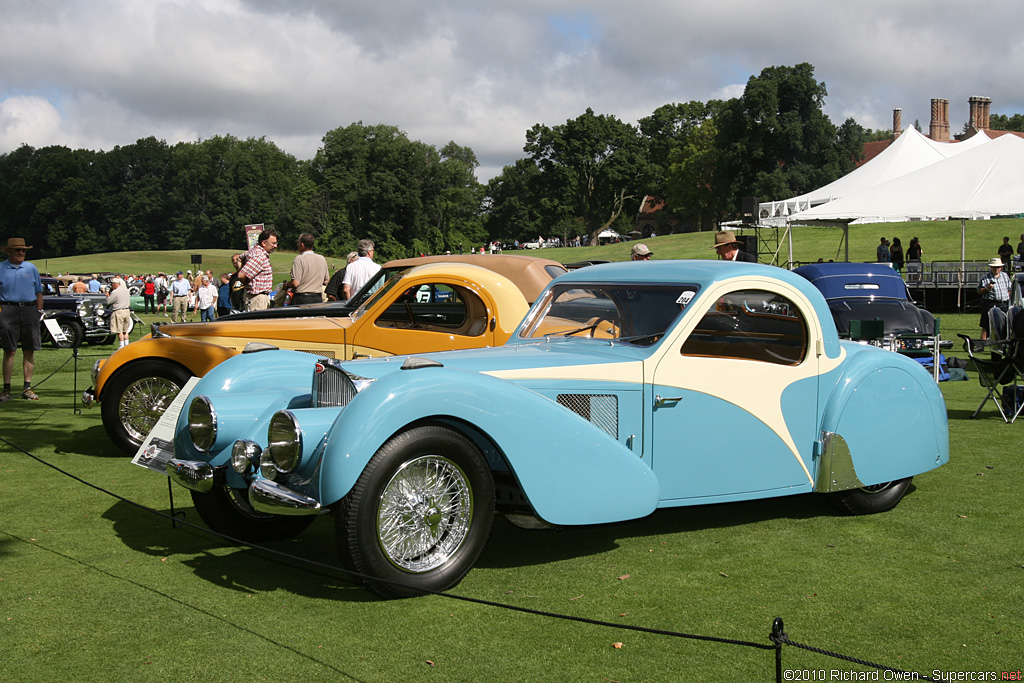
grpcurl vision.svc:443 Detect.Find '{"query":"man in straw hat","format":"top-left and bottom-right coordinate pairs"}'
top-left (977, 257), bottom-right (1011, 341)
top-left (0, 238), bottom-right (45, 402)
top-left (711, 231), bottom-right (756, 262)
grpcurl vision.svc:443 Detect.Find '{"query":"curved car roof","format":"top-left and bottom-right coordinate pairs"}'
top-left (793, 262), bottom-right (909, 300)
top-left (549, 259), bottom-right (836, 329)
top-left (383, 254), bottom-right (566, 304)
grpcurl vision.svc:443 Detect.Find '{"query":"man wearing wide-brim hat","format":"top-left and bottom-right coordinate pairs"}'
top-left (710, 230), bottom-right (757, 262)
top-left (977, 256), bottom-right (1010, 341)
top-left (0, 238), bottom-right (45, 402)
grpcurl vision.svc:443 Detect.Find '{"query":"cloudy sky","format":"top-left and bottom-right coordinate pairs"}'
top-left (2, 0), bottom-right (1023, 181)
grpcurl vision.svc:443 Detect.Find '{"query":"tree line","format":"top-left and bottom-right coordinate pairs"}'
top-left (3, 63), bottom-right (1015, 260)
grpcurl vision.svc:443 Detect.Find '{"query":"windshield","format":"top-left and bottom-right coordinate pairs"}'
top-left (519, 283), bottom-right (700, 346)
top-left (351, 273), bottom-right (405, 320)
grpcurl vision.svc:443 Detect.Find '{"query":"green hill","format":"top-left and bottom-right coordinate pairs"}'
top-left (29, 218), bottom-right (1024, 279)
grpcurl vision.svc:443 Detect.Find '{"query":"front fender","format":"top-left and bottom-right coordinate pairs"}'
top-left (820, 346), bottom-right (948, 487)
top-left (96, 335), bottom-right (239, 397)
top-left (318, 367), bottom-right (659, 525)
top-left (171, 350), bottom-right (322, 479)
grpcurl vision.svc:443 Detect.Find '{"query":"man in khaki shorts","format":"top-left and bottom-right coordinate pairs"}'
top-left (106, 277), bottom-right (132, 348)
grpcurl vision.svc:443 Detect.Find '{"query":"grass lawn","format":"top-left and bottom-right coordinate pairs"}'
top-left (1, 309), bottom-right (1021, 682)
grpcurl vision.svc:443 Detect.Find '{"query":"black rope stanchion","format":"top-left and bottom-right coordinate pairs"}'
top-left (771, 617), bottom-right (785, 683)
top-left (167, 476), bottom-right (186, 529)
top-left (72, 345), bottom-right (81, 414)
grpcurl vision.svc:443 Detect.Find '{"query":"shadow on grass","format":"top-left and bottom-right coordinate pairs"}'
top-left (946, 407), bottom-right (1010, 422)
top-left (54, 423), bottom-right (126, 458)
top-left (478, 492), bottom-right (838, 571)
top-left (101, 499), bottom-right (372, 601)
top-left (99, 485), bottom-right (872, 601)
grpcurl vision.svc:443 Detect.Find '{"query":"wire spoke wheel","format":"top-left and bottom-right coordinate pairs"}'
top-left (377, 455), bottom-right (473, 573)
top-left (120, 376), bottom-right (182, 443)
top-left (337, 424), bottom-right (494, 598)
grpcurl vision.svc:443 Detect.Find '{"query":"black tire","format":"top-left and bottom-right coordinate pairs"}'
top-left (190, 487), bottom-right (315, 543)
top-left (831, 477), bottom-right (912, 515)
top-left (101, 360), bottom-right (193, 455)
top-left (89, 335), bottom-right (116, 346)
top-left (336, 424), bottom-right (495, 598)
top-left (48, 319), bottom-right (84, 348)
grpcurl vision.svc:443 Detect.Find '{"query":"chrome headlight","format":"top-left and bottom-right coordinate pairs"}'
top-left (188, 396), bottom-right (217, 452)
top-left (266, 410), bottom-right (301, 474)
top-left (91, 359), bottom-right (102, 386)
top-left (231, 439), bottom-right (262, 475)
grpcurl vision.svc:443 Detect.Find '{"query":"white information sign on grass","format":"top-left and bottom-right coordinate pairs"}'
top-left (131, 376), bottom-right (201, 474)
top-left (42, 318), bottom-right (66, 344)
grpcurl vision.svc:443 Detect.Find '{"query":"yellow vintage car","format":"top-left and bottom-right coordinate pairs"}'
top-left (85, 255), bottom-right (565, 454)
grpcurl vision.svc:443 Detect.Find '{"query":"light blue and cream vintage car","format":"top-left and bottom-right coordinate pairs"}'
top-left (163, 261), bottom-right (949, 597)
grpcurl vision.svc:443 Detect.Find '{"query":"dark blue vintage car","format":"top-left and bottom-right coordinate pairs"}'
top-left (157, 261), bottom-right (949, 597)
top-left (794, 263), bottom-right (937, 337)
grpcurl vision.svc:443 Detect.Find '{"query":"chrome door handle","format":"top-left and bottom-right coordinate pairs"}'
top-left (655, 395), bottom-right (683, 407)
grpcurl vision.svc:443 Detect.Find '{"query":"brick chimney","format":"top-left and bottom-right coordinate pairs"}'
top-left (980, 96), bottom-right (991, 129)
top-left (968, 96), bottom-right (983, 129)
top-left (929, 98), bottom-right (949, 141)
top-left (892, 108), bottom-right (902, 139)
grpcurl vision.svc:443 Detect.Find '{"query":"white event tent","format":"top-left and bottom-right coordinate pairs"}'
top-left (759, 128), bottom-right (990, 225)
top-left (789, 133), bottom-right (1024, 263)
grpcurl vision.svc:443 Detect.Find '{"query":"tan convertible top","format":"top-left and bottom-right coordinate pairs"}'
top-left (383, 254), bottom-right (566, 304)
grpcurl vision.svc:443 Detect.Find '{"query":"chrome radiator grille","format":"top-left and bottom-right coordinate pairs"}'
top-left (556, 394), bottom-right (618, 438)
top-left (313, 363), bottom-right (358, 408)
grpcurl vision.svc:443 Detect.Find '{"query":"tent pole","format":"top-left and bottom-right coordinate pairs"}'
top-left (788, 222), bottom-right (793, 268)
top-left (959, 218), bottom-right (966, 311)
top-left (844, 223), bottom-right (850, 262)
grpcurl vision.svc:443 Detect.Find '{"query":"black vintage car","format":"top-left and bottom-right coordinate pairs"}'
top-left (40, 277), bottom-right (129, 348)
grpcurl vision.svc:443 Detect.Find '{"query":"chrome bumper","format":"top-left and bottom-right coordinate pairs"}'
top-left (166, 459), bottom-right (215, 493)
top-left (249, 479), bottom-right (322, 516)
top-left (81, 387), bottom-right (96, 408)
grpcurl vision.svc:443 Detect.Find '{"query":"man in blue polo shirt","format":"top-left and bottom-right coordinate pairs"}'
top-left (0, 237), bottom-right (45, 402)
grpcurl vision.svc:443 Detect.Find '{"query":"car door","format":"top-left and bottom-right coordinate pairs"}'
top-left (346, 279), bottom-right (495, 358)
top-left (650, 285), bottom-right (821, 503)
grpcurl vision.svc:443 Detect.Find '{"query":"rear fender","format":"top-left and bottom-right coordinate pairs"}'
top-left (317, 368), bottom-right (659, 525)
top-left (818, 348), bottom-right (948, 489)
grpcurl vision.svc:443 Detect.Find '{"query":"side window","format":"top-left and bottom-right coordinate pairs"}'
top-left (681, 289), bottom-right (808, 366)
top-left (374, 283), bottom-right (487, 336)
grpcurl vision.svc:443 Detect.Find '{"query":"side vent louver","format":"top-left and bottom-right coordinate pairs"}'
top-left (556, 394), bottom-right (618, 438)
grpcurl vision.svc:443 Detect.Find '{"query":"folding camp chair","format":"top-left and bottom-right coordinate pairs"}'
top-left (958, 306), bottom-right (1024, 422)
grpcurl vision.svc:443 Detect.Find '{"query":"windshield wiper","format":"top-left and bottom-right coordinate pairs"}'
top-left (549, 323), bottom-right (601, 337)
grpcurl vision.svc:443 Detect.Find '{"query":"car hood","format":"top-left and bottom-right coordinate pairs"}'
top-left (162, 316), bottom-right (353, 344)
top-left (338, 340), bottom-right (648, 380)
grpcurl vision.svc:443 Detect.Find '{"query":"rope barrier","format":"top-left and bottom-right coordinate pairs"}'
top-left (2, 434), bottom-right (955, 682)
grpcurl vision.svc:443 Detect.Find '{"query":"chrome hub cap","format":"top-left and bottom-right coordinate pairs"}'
top-left (377, 455), bottom-right (472, 573)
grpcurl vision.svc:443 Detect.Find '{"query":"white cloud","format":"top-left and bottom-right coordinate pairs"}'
top-left (1, 0), bottom-right (1023, 179)
top-left (0, 96), bottom-right (64, 151)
